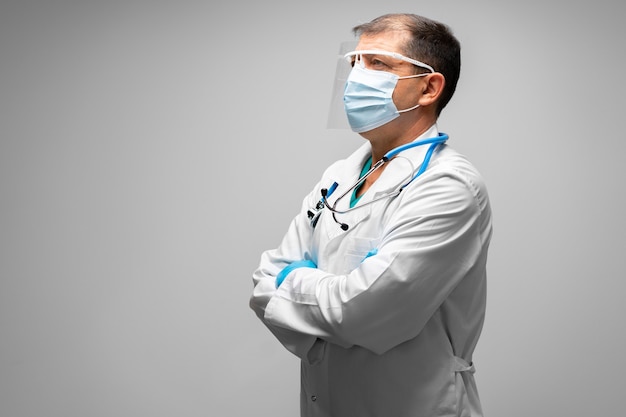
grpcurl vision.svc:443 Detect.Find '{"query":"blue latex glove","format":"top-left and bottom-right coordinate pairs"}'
top-left (275, 259), bottom-right (317, 288)
top-left (363, 248), bottom-right (378, 261)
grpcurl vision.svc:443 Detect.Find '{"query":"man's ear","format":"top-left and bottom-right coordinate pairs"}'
top-left (418, 73), bottom-right (445, 107)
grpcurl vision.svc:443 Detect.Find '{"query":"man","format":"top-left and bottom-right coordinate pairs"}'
top-left (250, 13), bottom-right (493, 417)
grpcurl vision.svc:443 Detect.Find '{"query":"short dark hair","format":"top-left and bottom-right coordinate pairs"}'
top-left (353, 14), bottom-right (461, 116)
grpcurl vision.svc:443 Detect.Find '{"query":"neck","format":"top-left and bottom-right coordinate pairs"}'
top-left (363, 115), bottom-right (437, 163)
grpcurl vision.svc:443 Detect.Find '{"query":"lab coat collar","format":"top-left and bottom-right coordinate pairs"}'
top-left (322, 125), bottom-right (440, 236)
top-left (361, 124), bottom-right (440, 201)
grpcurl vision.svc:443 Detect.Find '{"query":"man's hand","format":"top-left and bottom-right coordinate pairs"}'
top-left (275, 260), bottom-right (317, 288)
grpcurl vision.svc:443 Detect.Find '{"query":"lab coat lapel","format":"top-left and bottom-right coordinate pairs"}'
top-left (321, 143), bottom-right (373, 239)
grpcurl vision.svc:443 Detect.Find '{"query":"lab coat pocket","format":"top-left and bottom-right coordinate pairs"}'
top-left (341, 236), bottom-right (379, 274)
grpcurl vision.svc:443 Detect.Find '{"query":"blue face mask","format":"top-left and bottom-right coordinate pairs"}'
top-left (343, 64), bottom-right (429, 133)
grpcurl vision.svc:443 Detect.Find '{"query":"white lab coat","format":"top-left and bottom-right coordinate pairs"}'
top-left (250, 126), bottom-right (493, 417)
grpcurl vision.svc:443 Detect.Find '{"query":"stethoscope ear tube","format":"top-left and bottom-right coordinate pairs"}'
top-left (384, 132), bottom-right (448, 160)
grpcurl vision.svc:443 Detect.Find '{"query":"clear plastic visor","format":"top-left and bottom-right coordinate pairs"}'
top-left (327, 41), bottom-right (358, 129)
top-left (326, 43), bottom-right (435, 129)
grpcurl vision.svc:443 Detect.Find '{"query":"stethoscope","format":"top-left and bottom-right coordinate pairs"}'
top-left (307, 132), bottom-right (448, 231)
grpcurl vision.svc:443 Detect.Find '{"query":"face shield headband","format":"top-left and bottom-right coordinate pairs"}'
top-left (344, 50), bottom-right (435, 73)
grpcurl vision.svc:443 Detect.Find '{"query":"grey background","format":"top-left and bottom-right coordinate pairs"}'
top-left (1, 0), bottom-right (624, 416)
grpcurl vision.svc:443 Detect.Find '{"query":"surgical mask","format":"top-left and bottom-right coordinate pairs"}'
top-left (343, 59), bottom-right (430, 133)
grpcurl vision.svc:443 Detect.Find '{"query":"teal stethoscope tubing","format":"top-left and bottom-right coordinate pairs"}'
top-left (320, 132), bottom-right (448, 230)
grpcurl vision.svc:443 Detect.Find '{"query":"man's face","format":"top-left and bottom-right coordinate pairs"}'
top-left (354, 31), bottom-right (425, 119)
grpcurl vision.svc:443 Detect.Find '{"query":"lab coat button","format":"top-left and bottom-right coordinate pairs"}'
top-left (311, 395), bottom-right (317, 402)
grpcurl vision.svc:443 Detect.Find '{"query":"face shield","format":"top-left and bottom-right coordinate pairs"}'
top-left (327, 41), bottom-right (358, 129)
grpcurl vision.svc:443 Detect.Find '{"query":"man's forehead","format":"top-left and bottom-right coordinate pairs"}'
top-left (356, 31), bottom-right (410, 53)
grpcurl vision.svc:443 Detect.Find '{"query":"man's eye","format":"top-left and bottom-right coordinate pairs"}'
top-left (371, 59), bottom-right (388, 68)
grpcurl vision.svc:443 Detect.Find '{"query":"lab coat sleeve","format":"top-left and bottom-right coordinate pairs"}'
top-left (263, 163), bottom-right (491, 355)
top-left (249, 184), bottom-right (324, 362)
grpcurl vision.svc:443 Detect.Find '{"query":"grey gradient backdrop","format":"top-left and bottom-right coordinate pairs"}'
top-left (1, 1), bottom-right (624, 416)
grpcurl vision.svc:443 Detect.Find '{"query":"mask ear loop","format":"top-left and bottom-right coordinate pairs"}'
top-left (396, 73), bottom-right (430, 113)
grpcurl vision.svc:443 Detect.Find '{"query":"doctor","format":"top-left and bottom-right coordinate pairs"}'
top-left (250, 13), bottom-right (493, 417)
